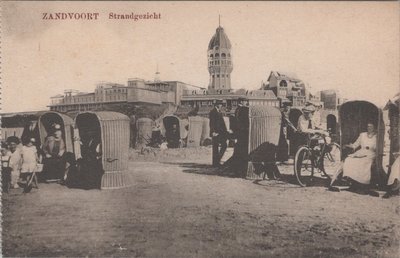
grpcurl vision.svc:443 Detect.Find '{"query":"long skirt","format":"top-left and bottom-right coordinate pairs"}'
top-left (343, 155), bottom-right (374, 185)
top-left (42, 157), bottom-right (66, 180)
top-left (80, 159), bottom-right (104, 189)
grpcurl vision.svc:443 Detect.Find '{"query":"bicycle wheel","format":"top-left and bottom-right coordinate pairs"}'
top-left (322, 143), bottom-right (341, 176)
top-left (294, 146), bottom-right (314, 187)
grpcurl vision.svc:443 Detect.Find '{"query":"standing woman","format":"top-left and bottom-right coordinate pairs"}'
top-left (342, 122), bottom-right (378, 191)
top-left (80, 130), bottom-right (103, 189)
top-left (42, 124), bottom-right (66, 181)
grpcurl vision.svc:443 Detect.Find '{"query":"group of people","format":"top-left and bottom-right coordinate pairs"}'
top-left (1, 122), bottom-right (69, 192)
top-left (208, 98), bottom-right (399, 199)
top-left (1, 136), bottom-right (39, 191)
top-left (283, 103), bottom-right (398, 198)
top-left (1, 120), bottom-right (105, 192)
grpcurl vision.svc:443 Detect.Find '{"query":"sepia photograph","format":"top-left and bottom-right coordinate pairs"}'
top-left (1, 1), bottom-right (399, 257)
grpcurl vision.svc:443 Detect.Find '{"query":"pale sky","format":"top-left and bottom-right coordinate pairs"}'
top-left (2, 1), bottom-right (399, 112)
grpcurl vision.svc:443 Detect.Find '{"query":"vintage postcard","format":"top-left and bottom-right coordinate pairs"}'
top-left (1, 1), bottom-right (399, 257)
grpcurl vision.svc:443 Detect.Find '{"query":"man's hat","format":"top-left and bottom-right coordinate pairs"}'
top-left (302, 105), bottom-right (316, 113)
top-left (6, 136), bottom-right (20, 145)
top-left (238, 97), bottom-right (247, 102)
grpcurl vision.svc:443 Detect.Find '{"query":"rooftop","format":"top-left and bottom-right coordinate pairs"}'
top-left (208, 26), bottom-right (232, 50)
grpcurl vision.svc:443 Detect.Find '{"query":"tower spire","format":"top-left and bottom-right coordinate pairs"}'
top-left (207, 20), bottom-right (233, 90)
top-left (154, 63), bottom-right (160, 82)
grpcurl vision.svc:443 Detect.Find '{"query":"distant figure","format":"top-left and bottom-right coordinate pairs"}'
top-left (129, 115), bottom-right (137, 148)
top-left (188, 105), bottom-right (199, 117)
top-left (166, 124), bottom-right (180, 148)
top-left (209, 99), bottom-right (228, 167)
top-left (150, 125), bottom-right (162, 148)
top-left (313, 104), bottom-right (323, 129)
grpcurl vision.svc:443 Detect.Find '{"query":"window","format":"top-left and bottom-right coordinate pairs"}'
top-left (279, 80), bottom-right (288, 87)
top-left (222, 74), bottom-right (225, 78)
top-left (217, 74), bottom-right (220, 78)
top-left (215, 53), bottom-right (219, 58)
top-left (210, 54), bottom-right (213, 58)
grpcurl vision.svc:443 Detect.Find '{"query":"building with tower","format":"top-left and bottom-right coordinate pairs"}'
top-left (207, 24), bottom-right (233, 90)
top-left (179, 21), bottom-right (279, 116)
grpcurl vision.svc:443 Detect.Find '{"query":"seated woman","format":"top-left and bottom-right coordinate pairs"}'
top-left (330, 122), bottom-right (379, 196)
top-left (342, 122), bottom-right (377, 187)
top-left (42, 124), bottom-right (66, 182)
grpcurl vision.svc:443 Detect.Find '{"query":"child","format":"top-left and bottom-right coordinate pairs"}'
top-left (1, 143), bottom-right (12, 192)
top-left (20, 138), bottom-right (39, 187)
top-left (6, 136), bottom-right (22, 189)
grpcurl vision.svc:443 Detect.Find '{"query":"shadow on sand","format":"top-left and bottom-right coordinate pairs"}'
top-left (162, 162), bottom-right (244, 178)
top-left (162, 161), bottom-right (332, 190)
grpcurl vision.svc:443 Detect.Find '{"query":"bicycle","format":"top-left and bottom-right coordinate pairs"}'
top-left (294, 132), bottom-right (341, 187)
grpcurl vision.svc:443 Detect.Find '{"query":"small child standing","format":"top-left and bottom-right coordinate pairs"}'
top-left (21, 138), bottom-right (39, 185)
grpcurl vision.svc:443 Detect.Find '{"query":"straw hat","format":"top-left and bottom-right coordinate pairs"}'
top-left (302, 105), bottom-right (315, 113)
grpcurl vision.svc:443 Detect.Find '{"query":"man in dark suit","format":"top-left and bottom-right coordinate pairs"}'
top-left (21, 120), bottom-right (42, 156)
top-left (209, 99), bottom-right (228, 167)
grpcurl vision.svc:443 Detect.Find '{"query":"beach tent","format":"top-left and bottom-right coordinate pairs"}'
top-left (75, 111), bottom-right (130, 189)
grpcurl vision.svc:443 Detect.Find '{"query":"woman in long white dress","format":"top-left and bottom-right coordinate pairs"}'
top-left (329, 123), bottom-right (379, 195)
top-left (342, 123), bottom-right (377, 185)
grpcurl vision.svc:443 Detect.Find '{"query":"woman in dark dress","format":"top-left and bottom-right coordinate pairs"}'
top-left (80, 131), bottom-right (104, 189)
